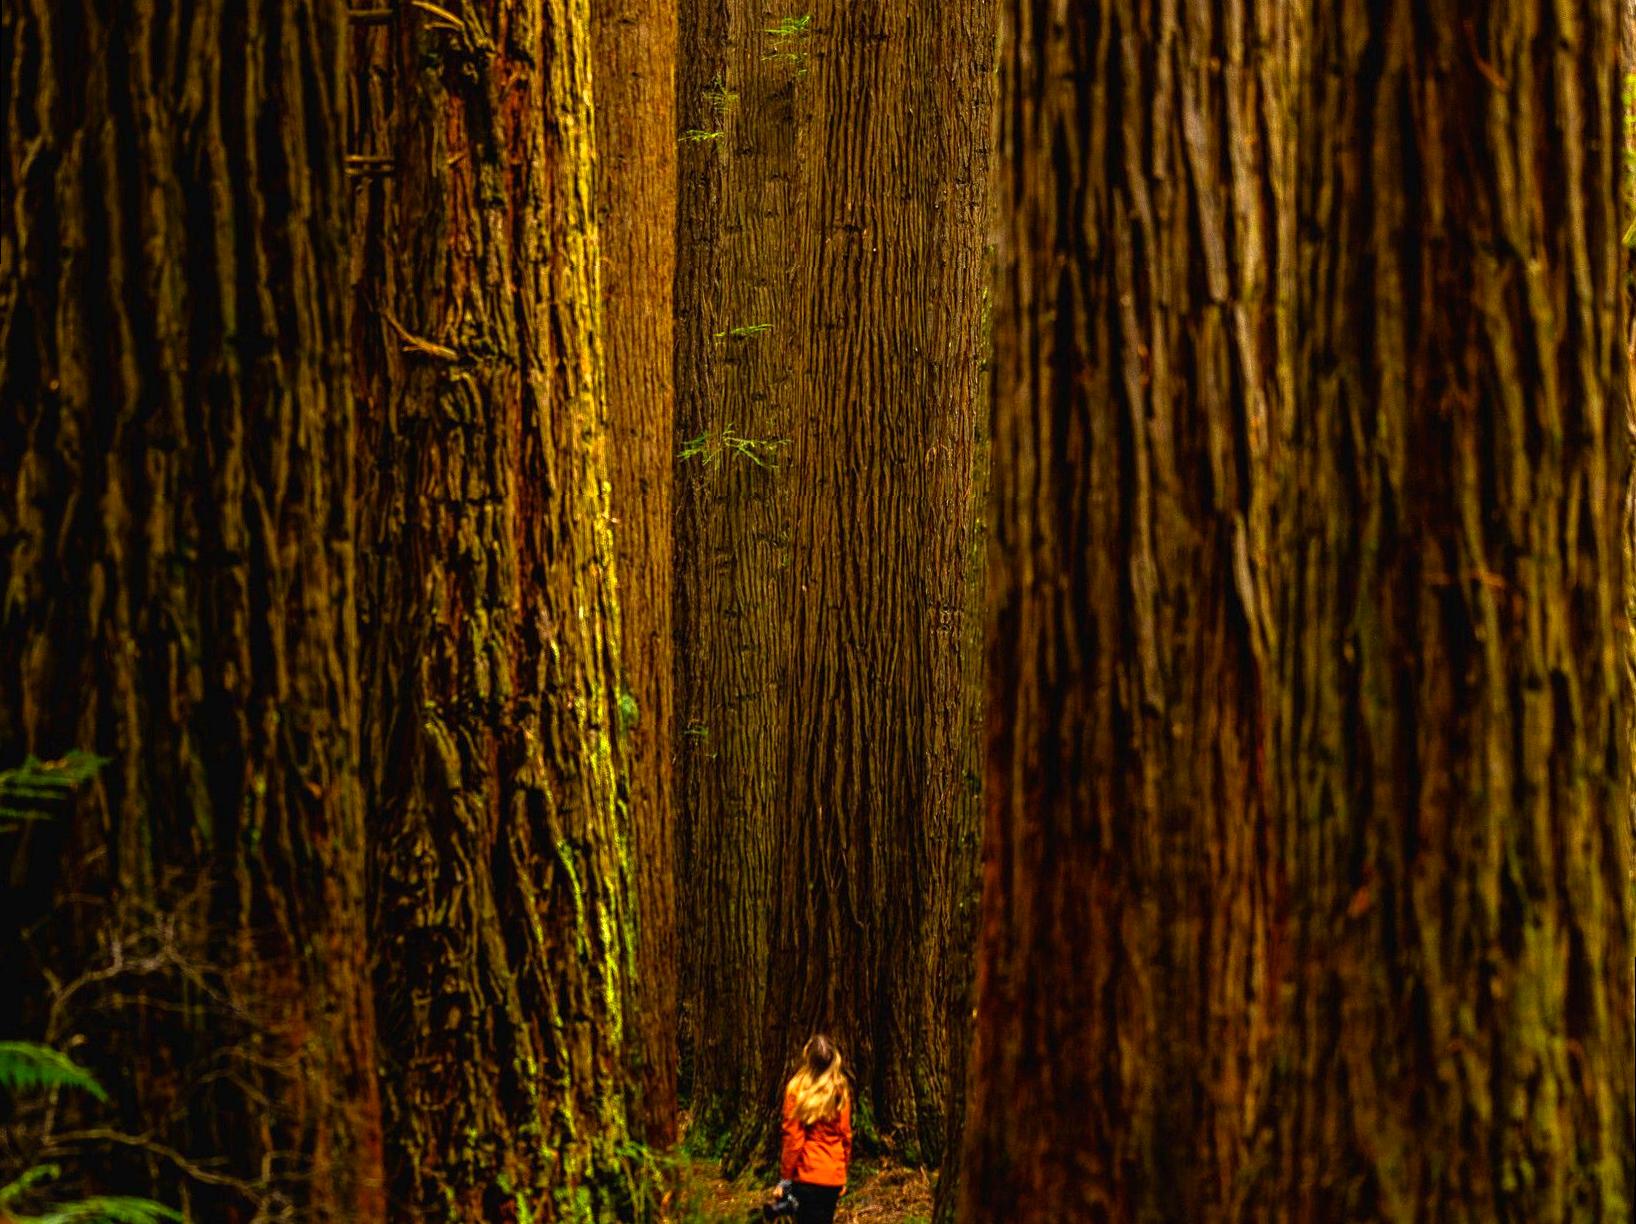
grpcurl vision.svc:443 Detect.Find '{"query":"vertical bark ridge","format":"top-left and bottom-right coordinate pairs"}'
top-left (959, 0), bottom-right (1294, 1217)
top-left (674, 0), bottom-right (995, 1167)
top-left (592, 0), bottom-right (683, 1150)
top-left (352, 1), bottom-right (654, 1217)
top-left (1, 0), bottom-right (382, 1218)
top-left (672, 0), bottom-right (804, 1143)
top-left (1279, 1), bottom-right (1633, 1216)
top-left (758, 0), bottom-right (995, 1168)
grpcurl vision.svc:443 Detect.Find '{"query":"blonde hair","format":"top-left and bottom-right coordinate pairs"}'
top-left (786, 1035), bottom-right (848, 1125)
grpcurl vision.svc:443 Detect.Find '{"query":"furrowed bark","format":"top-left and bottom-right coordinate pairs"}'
top-left (673, 0), bottom-right (995, 1169)
top-left (959, 0), bottom-right (1295, 1217)
top-left (1275, 1), bottom-right (1633, 1216)
top-left (592, 0), bottom-right (682, 1148)
top-left (0, 1), bottom-right (382, 1218)
top-left (350, 1), bottom-right (655, 1217)
top-left (672, 0), bottom-right (795, 1149)
top-left (754, 0), bottom-right (995, 1171)
top-left (960, 0), bottom-right (1633, 1219)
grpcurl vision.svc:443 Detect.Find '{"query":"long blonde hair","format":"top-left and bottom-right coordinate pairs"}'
top-left (786, 1034), bottom-right (848, 1125)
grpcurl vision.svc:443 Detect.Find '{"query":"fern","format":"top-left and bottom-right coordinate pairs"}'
top-left (0, 1165), bottom-right (65, 1207)
top-left (0, 1042), bottom-right (108, 1102)
top-left (765, 13), bottom-right (811, 37)
top-left (16, 1197), bottom-right (185, 1224)
top-left (0, 1164), bottom-right (185, 1223)
top-left (0, 1072), bottom-right (185, 1224)
top-left (0, 751), bottom-right (108, 823)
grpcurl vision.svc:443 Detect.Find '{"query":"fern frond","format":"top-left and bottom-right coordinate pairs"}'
top-left (0, 1164), bottom-right (63, 1207)
top-left (0, 752), bottom-right (108, 825)
top-left (16, 1197), bottom-right (185, 1224)
top-left (0, 1042), bottom-right (108, 1102)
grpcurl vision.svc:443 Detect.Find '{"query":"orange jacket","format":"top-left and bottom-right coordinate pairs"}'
top-left (780, 1089), bottom-right (852, 1186)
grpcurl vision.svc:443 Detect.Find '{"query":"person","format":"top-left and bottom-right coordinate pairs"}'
top-left (774, 1034), bottom-right (852, 1224)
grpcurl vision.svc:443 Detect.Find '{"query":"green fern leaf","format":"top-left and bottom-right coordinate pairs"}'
top-left (17, 1197), bottom-right (185, 1224)
top-left (0, 752), bottom-right (108, 826)
top-left (0, 804), bottom-right (55, 821)
top-left (0, 1164), bottom-right (64, 1207)
top-left (0, 1042), bottom-right (108, 1102)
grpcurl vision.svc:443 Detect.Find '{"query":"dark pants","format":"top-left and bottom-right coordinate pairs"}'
top-left (793, 1182), bottom-right (841, 1224)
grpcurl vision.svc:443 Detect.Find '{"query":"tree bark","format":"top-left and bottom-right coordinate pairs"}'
top-left (957, 0), bottom-right (1294, 1217)
top-left (671, 0), bottom-right (794, 1148)
top-left (1276, 1), bottom-right (1633, 1216)
top-left (591, 0), bottom-right (682, 1149)
top-left (673, 0), bottom-right (994, 1168)
top-left (350, 1), bottom-right (655, 1217)
top-left (0, 1), bottom-right (382, 1219)
top-left (959, 0), bottom-right (1633, 1220)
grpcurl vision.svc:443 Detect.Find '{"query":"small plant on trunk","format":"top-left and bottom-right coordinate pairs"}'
top-left (764, 14), bottom-right (811, 75)
top-left (679, 426), bottom-right (788, 470)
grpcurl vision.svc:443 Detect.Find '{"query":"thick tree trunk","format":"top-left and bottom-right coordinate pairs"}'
top-left (0, 2), bottom-right (382, 1219)
top-left (673, 0), bottom-right (994, 1168)
top-left (959, 0), bottom-right (1633, 1220)
top-left (671, 0), bottom-right (794, 1147)
top-left (350, 2), bottom-right (654, 1217)
top-left (1276, 2), bottom-right (1633, 1216)
top-left (957, 0), bottom-right (1294, 1217)
top-left (592, 0), bottom-right (682, 1148)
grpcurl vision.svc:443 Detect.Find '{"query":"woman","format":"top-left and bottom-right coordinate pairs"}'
top-left (776, 1034), bottom-right (852, 1224)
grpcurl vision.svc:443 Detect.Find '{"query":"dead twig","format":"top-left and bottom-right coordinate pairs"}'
top-left (383, 311), bottom-right (461, 362)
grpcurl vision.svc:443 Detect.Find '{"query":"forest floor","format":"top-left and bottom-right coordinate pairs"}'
top-left (662, 1151), bottom-right (937, 1224)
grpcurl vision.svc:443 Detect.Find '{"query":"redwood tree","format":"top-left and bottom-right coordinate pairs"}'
top-left (349, 0), bottom-right (654, 1216)
top-left (1273, 1), bottom-right (1632, 1215)
top-left (673, 0), bottom-right (995, 1166)
top-left (592, 0), bottom-right (682, 1147)
top-left (958, 0), bottom-right (1633, 1219)
top-left (955, 0), bottom-right (1293, 1216)
top-left (0, 1), bottom-right (382, 1218)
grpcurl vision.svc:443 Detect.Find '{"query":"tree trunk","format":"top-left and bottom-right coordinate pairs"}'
top-left (591, 0), bottom-right (682, 1148)
top-left (671, 0), bottom-right (795, 1148)
top-left (959, 0), bottom-right (1633, 1219)
top-left (1275, 1), bottom-right (1633, 1216)
top-left (673, 0), bottom-right (995, 1168)
top-left (0, 2), bottom-right (382, 1219)
top-left (349, 2), bottom-right (655, 1217)
top-left (957, 0), bottom-right (1294, 1217)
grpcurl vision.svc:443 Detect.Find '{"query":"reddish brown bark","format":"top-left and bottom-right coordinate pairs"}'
top-left (959, 0), bottom-right (1633, 1219)
top-left (1276, 2), bottom-right (1633, 1215)
top-left (957, 0), bottom-right (1292, 1216)
top-left (349, 0), bottom-right (656, 1216)
top-left (1, 1), bottom-right (382, 1218)
top-left (592, 0), bottom-right (682, 1147)
top-left (673, 0), bottom-right (994, 1168)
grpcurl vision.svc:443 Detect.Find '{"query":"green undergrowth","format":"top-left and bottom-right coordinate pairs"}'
top-left (660, 1147), bottom-right (938, 1224)
top-left (665, 1102), bottom-right (939, 1223)
top-left (0, 755), bottom-right (180, 1223)
top-left (704, 77), bottom-right (739, 115)
top-left (661, 1152), bottom-right (765, 1223)
top-left (763, 14), bottom-right (811, 74)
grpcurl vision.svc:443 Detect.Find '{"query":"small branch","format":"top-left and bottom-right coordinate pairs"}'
top-left (383, 310), bottom-right (462, 362)
top-left (410, 0), bottom-right (466, 31)
top-left (48, 1128), bottom-right (261, 1194)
